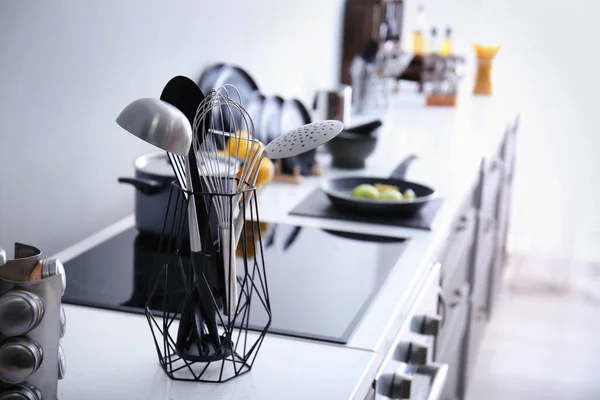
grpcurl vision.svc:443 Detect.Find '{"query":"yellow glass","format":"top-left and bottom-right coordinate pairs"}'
top-left (473, 44), bottom-right (500, 95)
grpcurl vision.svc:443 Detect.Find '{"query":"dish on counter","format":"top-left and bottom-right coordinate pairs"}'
top-left (351, 183), bottom-right (416, 202)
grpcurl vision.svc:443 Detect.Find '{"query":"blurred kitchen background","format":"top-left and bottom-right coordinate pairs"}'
top-left (1, 0), bottom-right (599, 398)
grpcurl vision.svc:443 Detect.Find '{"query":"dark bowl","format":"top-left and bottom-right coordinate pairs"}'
top-left (324, 131), bottom-right (378, 169)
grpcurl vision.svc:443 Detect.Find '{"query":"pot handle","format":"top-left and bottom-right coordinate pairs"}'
top-left (118, 177), bottom-right (164, 195)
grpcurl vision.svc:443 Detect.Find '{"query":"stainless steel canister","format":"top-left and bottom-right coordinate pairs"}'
top-left (313, 85), bottom-right (352, 125)
top-left (0, 291), bottom-right (44, 337)
top-left (41, 259), bottom-right (66, 296)
top-left (0, 384), bottom-right (42, 400)
top-left (0, 338), bottom-right (44, 384)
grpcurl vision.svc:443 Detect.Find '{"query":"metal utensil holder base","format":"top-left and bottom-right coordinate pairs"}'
top-left (0, 244), bottom-right (63, 400)
top-left (146, 182), bottom-right (272, 383)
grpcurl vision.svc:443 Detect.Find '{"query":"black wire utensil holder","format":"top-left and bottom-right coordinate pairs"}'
top-left (145, 180), bottom-right (271, 383)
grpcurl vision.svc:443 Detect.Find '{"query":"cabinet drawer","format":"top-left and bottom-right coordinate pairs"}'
top-left (501, 129), bottom-right (517, 183)
top-left (472, 215), bottom-right (496, 309)
top-left (440, 208), bottom-right (477, 290)
top-left (437, 283), bottom-right (470, 359)
top-left (464, 304), bottom-right (488, 388)
top-left (437, 282), bottom-right (469, 400)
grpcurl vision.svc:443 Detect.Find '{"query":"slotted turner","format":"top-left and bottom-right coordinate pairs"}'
top-left (264, 120), bottom-right (344, 159)
top-left (233, 120), bottom-right (344, 240)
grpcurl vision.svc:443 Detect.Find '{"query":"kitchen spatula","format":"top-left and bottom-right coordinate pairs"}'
top-left (160, 76), bottom-right (223, 350)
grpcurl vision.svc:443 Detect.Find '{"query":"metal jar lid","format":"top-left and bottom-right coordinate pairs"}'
top-left (0, 384), bottom-right (42, 400)
top-left (58, 344), bottom-right (66, 380)
top-left (60, 305), bottom-right (67, 338)
top-left (0, 290), bottom-right (44, 337)
top-left (41, 258), bottom-right (66, 295)
top-left (0, 338), bottom-right (44, 384)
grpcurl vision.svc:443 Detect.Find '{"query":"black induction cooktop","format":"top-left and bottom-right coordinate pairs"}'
top-left (62, 224), bottom-right (408, 344)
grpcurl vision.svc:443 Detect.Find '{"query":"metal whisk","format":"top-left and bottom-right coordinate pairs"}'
top-left (192, 87), bottom-right (262, 317)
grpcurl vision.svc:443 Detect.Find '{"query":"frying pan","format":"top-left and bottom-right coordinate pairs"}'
top-left (321, 155), bottom-right (436, 216)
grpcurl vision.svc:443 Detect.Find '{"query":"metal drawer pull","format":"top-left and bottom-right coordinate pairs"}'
top-left (455, 216), bottom-right (469, 232)
top-left (390, 362), bottom-right (449, 400)
top-left (437, 288), bottom-right (447, 329)
top-left (449, 288), bottom-right (463, 308)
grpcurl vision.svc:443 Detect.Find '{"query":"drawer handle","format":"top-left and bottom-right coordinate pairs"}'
top-left (437, 289), bottom-right (447, 329)
top-left (455, 216), bottom-right (469, 232)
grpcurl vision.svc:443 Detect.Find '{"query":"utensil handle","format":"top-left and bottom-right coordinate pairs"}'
top-left (389, 154), bottom-right (418, 179)
top-left (220, 227), bottom-right (237, 316)
top-left (190, 252), bottom-right (222, 346)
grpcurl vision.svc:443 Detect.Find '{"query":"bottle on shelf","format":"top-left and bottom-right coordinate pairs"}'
top-left (413, 4), bottom-right (427, 56)
top-left (430, 27), bottom-right (439, 54)
top-left (441, 27), bottom-right (453, 56)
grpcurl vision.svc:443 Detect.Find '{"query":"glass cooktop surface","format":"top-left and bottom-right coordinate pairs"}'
top-left (62, 223), bottom-right (408, 344)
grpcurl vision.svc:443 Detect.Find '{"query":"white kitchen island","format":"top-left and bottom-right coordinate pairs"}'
top-left (52, 93), bottom-right (518, 400)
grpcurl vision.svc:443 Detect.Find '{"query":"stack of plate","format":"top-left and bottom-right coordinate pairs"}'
top-left (198, 63), bottom-right (315, 176)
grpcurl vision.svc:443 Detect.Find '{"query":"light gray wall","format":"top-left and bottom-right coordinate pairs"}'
top-left (0, 0), bottom-right (344, 256)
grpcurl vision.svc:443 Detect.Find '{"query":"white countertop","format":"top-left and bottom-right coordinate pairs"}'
top-left (53, 93), bottom-right (518, 400)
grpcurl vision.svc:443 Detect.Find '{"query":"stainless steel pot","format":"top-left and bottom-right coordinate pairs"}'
top-left (119, 153), bottom-right (182, 238)
top-left (119, 153), bottom-right (236, 238)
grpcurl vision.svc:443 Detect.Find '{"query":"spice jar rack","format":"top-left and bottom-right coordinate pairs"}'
top-left (0, 243), bottom-right (66, 400)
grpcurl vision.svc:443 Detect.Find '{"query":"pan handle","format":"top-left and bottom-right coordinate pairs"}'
top-left (389, 154), bottom-right (418, 179)
top-left (118, 177), bottom-right (165, 195)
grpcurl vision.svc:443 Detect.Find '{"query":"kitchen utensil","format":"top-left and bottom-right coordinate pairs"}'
top-left (264, 120), bottom-right (344, 159)
top-left (324, 130), bottom-right (378, 169)
top-left (57, 344), bottom-right (65, 380)
top-left (0, 337), bottom-right (43, 384)
top-left (159, 76), bottom-right (223, 349)
top-left (59, 305), bottom-right (66, 338)
top-left (116, 90), bottom-right (221, 351)
top-left (0, 290), bottom-right (44, 336)
top-left (0, 384), bottom-right (42, 400)
top-left (279, 99), bottom-right (314, 176)
top-left (193, 89), bottom-right (260, 316)
top-left (313, 86), bottom-right (352, 124)
top-left (115, 98), bottom-right (192, 157)
top-left (321, 154), bottom-right (437, 215)
top-left (0, 248), bottom-right (6, 267)
top-left (362, 38), bottom-right (379, 64)
top-left (230, 119), bottom-right (344, 241)
top-left (202, 64), bottom-right (259, 134)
